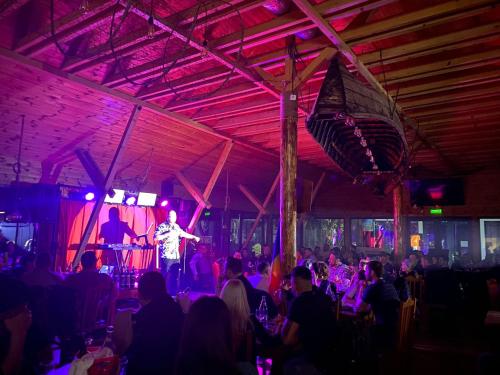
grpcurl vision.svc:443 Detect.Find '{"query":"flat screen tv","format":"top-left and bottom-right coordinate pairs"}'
top-left (409, 178), bottom-right (465, 206)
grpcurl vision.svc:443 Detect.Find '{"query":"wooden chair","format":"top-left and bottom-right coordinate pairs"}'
top-left (406, 275), bottom-right (425, 302)
top-left (78, 283), bottom-right (114, 334)
top-left (397, 298), bottom-right (416, 352)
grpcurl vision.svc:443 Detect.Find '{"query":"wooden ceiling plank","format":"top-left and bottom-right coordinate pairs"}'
top-left (19, 3), bottom-right (122, 57)
top-left (394, 70), bottom-right (500, 97)
top-left (377, 49), bottom-right (500, 84)
top-left (0, 47), bottom-right (285, 161)
top-left (122, 1), bottom-right (283, 102)
top-left (0, 0), bottom-right (30, 19)
top-left (103, 49), bottom-right (200, 87)
top-left (15, 0), bottom-right (116, 52)
top-left (363, 22), bottom-right (500, 66)
top-left (64, 30), bottom-right (171, 73)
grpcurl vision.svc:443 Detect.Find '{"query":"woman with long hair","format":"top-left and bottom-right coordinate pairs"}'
top-left (220, 279), bottom-right (254, 363)
top-left (176, 297), bottom-right (239, 375)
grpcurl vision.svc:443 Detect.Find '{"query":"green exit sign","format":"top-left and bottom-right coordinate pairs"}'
top-left (429, 208), bottom-right (443, 215)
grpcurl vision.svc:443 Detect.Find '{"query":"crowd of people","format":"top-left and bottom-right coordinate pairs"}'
top-left (2, 238), bottom-right (500, 374)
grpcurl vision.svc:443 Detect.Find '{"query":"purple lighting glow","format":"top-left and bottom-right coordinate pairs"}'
top-left (160, 199), bottom-right (169, 207)
top-left (85, 192), bottom-right (95, 201)
top-left (125, 196), bottom-right (136, 206)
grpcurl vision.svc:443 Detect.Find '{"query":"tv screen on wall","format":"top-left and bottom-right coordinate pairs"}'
top-left (409, 178), bottom-right (465, 206)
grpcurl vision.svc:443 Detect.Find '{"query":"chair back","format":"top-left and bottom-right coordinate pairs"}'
top-left (407, 275), bottom-right (424, 301)
top-left (78, 283), bottom-right (113, 333)
top-left (398, 298), bottom-right (416, 351)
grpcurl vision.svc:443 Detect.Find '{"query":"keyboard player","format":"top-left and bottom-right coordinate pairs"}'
top-left (98, 207), bottom-right (137, 266)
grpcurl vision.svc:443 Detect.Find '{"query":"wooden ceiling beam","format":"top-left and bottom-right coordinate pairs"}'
top-left (103, 49), bottom-right (200, 87)
top-left (0, 0), bottom-right (30, 19)
top-left (99, 0), bottom-right (489, 98)
top-left (406, 99), bottom-right (500, 118)
top-left (394, 69), bottom-right (500, 98)
top-left (62, 0), bottom-right (260, 74)
top-left (362, 22), bottom-right (500, 66)
top-left (63, 30), bottom-right (171, 73)
top-left (15, 0), bottom-right (115, 52)
top-left (165, 84), bottom-right (263, 112)
top-left (17, 2), bottom-right (121, 56)
top-left (376, 49), bottom-right (500, 84)
top-left (0, 47), bottom-right (284, 161)
top-left (122, 1), bottom-right (283, 102)
top-left (136, 66), bottom-right (232, 100)
top-left (401, 87), bottom-right (500, 109)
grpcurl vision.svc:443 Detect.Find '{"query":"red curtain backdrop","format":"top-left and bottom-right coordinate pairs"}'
top-left (56, 199), bottom-right (166, 270)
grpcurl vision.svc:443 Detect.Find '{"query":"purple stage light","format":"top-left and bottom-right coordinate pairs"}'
top-left (160, 199), bottom-right (169, 207)
top-left (85, 192), bottom-right (95, 201)
top-left (125, 196), bottom-right (136, 206)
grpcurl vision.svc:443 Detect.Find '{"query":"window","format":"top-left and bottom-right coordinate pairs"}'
top-left (351, 218), bottom-right (394, 252)
top-left (302, 218), bottom-right (344, 250)
top-left (408, 219), bottom-right (471, 257)
top-left (480, 219), bottom-right (500, 260)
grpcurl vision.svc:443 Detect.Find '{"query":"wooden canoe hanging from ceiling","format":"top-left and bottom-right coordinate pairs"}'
top-left (307, 57), bottom-right (408, 184)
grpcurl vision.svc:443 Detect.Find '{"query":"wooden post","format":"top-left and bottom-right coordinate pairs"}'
top-left (393, 184), bottom-right (404, 264)
top-left (280, 38), bottom-right (298, 276)
top-left (72, 105), bottom-right (142, 269)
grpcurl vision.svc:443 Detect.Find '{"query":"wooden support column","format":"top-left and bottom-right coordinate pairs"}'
top-left (72, 105), bottom-right (142, 269)
top-left (280, 38), bottom-right (299, 276)
top-left (239, 172), bottom-right (280, 248)
top-left (393, 184), bottom-right (404, 264)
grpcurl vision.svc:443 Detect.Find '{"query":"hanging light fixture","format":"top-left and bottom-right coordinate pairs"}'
top-left (354, 126), bottom-right (362, 138)
top-left (147, 0), bottom-right (155, 39)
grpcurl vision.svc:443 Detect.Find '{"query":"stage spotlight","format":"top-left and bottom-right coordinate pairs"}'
top-left (160, 199), bottom-right (169, 207)
top-left (125, 196), bottom-right (136, 206)
top-left (84, 192), bottom-right (95, 201)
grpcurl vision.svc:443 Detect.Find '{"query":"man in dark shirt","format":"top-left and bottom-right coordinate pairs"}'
top-left (380, 253), bottom-right (395, 281)
top-left (126, 272), bottom-right (184, 375)
top-left (355, 260), bottom-right (400, 352)
top-left (99, 207), bottom-right (137, 266)
top-left (282, 266), bottom-right (336, 372)
top-left (224, 257), bottom-right (277, 318)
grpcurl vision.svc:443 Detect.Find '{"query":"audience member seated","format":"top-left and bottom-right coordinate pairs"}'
top-left (355, 261), bottom-right (400, 353)
top-left (342, 270), bottom-right (366, 309)
top-left (241, 248), bottom-right (256, 274)
top-left (259, 245), bottom-right (272, 264)
top-left (380, 253), bottom-right (395, 281)
top-left (126, 272), bottom-right (184, 375)
top-left (281, 266), bottom-right (336, 374)
top-left (220, 279), bottom-right (274, 374)
top-left (176, 297), bottom-right (240, 375)
top-left (64, 251), bottom-right (114, 332)
top-left (0, 274), bottom-right (33, 375)
top-left (405, 252), bottom-right (424, 276)
top-left (328, 253), bottom-right (351, 292)
top-left (22, 252), bottom-right (62, 288)
top-left (247, 262), bottom-right (270, 292)
top-left (225, 257), bottom-right (278, 319)
top-left (312, 262), bottom-right (336, 299)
